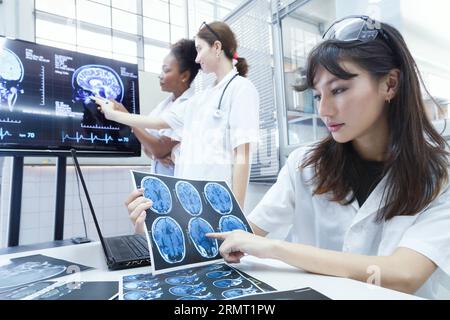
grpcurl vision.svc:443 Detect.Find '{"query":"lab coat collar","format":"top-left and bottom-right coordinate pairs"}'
top-left (348, 171), bottom-right (392, 226)
top-left (177, 86), bottom-right (195, 102)
top-left (168, 86), bottom-right (194, 104)
top-left (214, 68), bottom-right (239, 89)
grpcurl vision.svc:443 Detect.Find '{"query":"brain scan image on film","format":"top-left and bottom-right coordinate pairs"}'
top-left (0, 281), bottom-right (54, 300)
top-left (206, 270), bottom-right (232, 279)
top-left (151, 217), bottom-right (185, 264)
top-left (123, 279), bottom-right (160, 290)
top-left (123, 288), bottom-right (163, 300)
top-left (213, 276), bottom-right (243, 288)
top-left (222, 285), bottom-right (258, 299)
top-left (188, 217), bottom-right (218, 259)
top-left (142, 177), bottom-right (172, 214)
top-left (168, 282), bottom-right (207, 296)
top-left (0, 48), bottom-right (24, 112)
top-left (204, 183), bottom-right (233, 215)
top-left (177, 292), bottom-right (214, 300)
top-left (175, 181), bottom-right (202, 216)
top-left (0, 261), bottom-right (66, 291)
top-left (72, 64), bottom-right (124, 125)
top-left (165, 273), bottom-right (199, 286)
top-left (219, 215), bottom-right (248, 233)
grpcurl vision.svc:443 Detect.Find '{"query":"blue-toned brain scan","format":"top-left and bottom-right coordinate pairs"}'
top-left (177, 292), bottom-right (214, 300)
top-left (169, 283), bottom-right (207, 296)
top-left (0, 261), bottom-right (66, 291)
top-left (213, 277), bottom-right (243, 288)
top-left (123, 288), bottom-right (163, 300)
top-left (142, 177), bottom-right (172, 214)
top-left (205, 264), bottom-right (224, 271)
top-left (206, 270), bottom-right (232, 279)
top-left (123, 274), bottom-right (157, 282)
top-left (222, 285), bottom-right (258, 299)
top-left (152, 217), bottom-right (185, 264)
top-left (175, 181), bottom-right (202, 216)
top-left (204, 183), bottom-right (233, 215)
top-left (219, 215), bottom-right (248, 233)
top-left (72, 64), bottom-right (124, 105)
top-left (0, 48), bottom-right (24, 111)
top-left (165, 273), bottom-right (199, 285)
top-left (188, 218), bottom-right (218, 259)
top-left (123, 279), bottom-right (160, 290)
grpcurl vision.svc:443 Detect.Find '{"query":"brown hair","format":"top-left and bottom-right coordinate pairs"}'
top-left (197, 21), bottom-right (249, 77)
top-left (300, 21), bottom-right (449, 221)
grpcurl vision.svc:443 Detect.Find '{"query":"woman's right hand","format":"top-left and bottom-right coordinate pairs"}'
top-left (125, 188), bottom-right (152, 234)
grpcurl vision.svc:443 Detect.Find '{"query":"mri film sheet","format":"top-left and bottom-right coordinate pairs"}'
top-left (33, 281), bottom-right (118, 300)
top-left (0, 254), bottom-right (92, 294)
top-left (120, 262), bottom-right (275, 300)
top-left (131, 171), bottom-right (253, 275)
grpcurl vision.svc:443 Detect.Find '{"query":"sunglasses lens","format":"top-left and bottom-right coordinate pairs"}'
top-left (323, 17), bottom-right (379, 42)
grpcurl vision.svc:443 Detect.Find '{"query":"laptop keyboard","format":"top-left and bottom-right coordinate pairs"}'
top-left (124, 235), bottom-right (149, 258)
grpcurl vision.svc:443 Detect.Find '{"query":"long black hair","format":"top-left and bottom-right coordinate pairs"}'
top-left (300, 21), bottom-right (449, 221)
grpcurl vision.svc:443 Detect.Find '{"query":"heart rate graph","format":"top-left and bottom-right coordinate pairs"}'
top-left (61, 131), bottom-right (114, 145)
top-left (0, 128), bottom-right (13, 141)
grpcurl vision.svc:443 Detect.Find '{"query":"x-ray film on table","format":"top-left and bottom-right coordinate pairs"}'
top-left (131, 170), bottom-right (253, 275)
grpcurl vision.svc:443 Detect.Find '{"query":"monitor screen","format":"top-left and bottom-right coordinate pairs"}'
top-left (0, 36), bottom-right (141, 156)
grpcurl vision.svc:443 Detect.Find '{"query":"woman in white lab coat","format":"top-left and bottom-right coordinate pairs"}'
top-left (96, 22), bottom-right (259, 208)
top-left (116, 39), bottom-right (200, 176)
top-left (207, 16), bottom-right (450, 299)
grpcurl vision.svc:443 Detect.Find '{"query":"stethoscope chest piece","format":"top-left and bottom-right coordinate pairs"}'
top-left (213, 109), bottom-right (223, 119)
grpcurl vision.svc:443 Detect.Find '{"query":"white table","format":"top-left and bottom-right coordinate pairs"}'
top-left (0, 241), bottom-right (422, 300)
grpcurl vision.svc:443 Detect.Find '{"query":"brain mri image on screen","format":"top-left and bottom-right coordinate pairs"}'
top-left (188, 217), bottom-right (218, 259)
top-left (0, 48), bottom-right (24, 112)
top-left (72, 64), bottom-right (124, 126)
top-left (175, 181), bottom-right (202, 216)
top-left (141, 177), bottom-right (172, 214)
top-left (204, 183), bottom-right (233, 215)
top-left (0, 261), bottom-right (66, 291)
top-left (151, 217), bottom-right (185, 264)
top-left (219, 215), bottom-right (248, 233)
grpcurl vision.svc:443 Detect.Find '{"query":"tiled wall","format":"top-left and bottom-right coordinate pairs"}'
top-left (0, 157), bottom-right (149, 247)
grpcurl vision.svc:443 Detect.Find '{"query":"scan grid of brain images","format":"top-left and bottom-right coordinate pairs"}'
top-left (131, 170), bottom-right (252, 274)
top-left (120, 262), bottom-right (276, 300)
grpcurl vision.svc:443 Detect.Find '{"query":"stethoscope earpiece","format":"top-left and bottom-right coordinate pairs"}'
top-left (213, 109), bottom-right (223, 118)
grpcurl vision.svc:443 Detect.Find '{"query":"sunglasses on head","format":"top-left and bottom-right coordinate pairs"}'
top-left (323, 15), bottom-right (390, 43)
top-left (199, 21), bottom-right (221, 42)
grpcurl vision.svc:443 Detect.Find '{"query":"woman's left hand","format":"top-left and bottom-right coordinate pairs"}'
top-left (206, 230), bottom-right (275, 263)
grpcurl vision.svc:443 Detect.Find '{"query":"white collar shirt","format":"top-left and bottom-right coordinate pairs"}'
top-left (248, 146), bottom-right (450, 299)
top-left (161, 68), bottom-right (260, 187)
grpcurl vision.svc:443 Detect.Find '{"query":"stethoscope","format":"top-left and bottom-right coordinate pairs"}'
top-left (213, 72), bottom-right (239, 119)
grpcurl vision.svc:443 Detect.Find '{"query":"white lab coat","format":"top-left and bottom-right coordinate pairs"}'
top-left (146, 87), bottom-right (194, 175)
top-left (161, 68), bottom-right (260, 186)
top-left (248, 146), bottom-right (450, 299)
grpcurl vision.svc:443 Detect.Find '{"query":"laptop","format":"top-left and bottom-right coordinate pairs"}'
top-left (70, 149), bottom-right (151, 271)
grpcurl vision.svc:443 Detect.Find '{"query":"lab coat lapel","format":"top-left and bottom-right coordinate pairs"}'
top-left (352, 173), bottom-right (391, 225)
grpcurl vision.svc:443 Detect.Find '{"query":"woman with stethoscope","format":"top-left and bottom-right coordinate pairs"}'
top-left (95, 21), bottom-right (260, 219)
